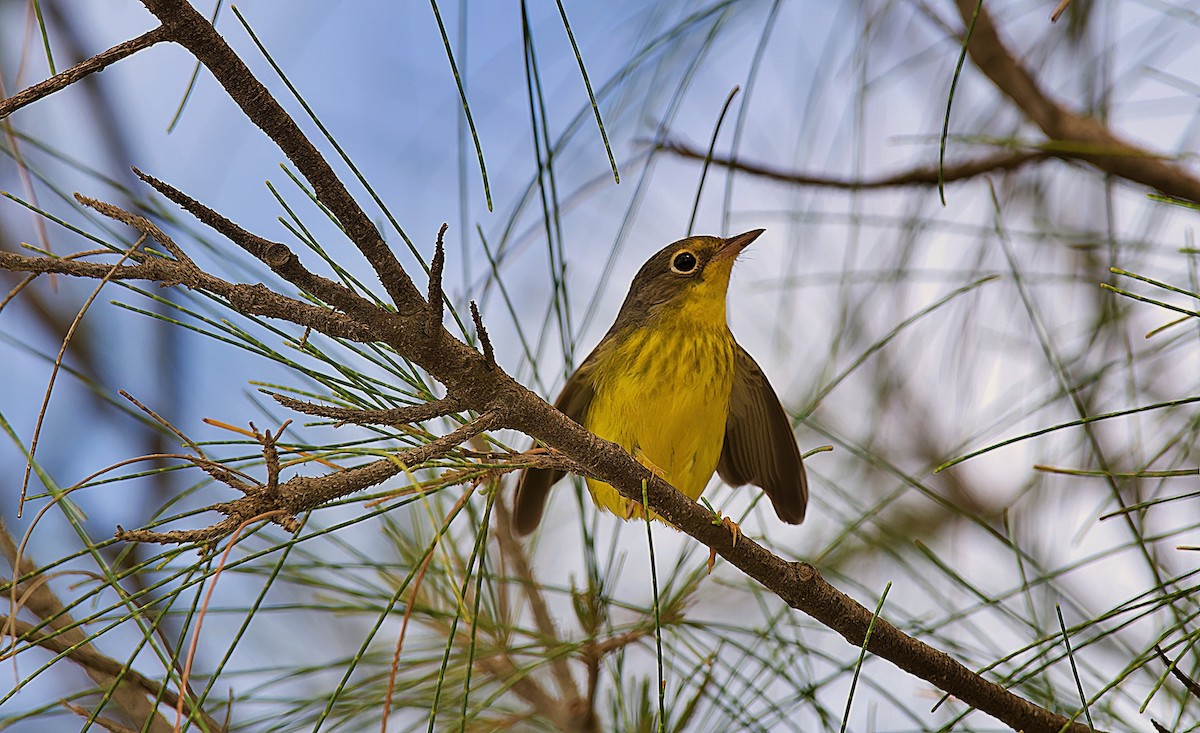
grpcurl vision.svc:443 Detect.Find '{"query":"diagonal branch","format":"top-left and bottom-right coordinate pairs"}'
top-left (0, 26), bottom-right (170, 121)
top-left (139, 0), bottom-right (421, 309)
top-left (953, 0), bottom-right (1200, 204)
top-left (132, 168), bottom-right (380, 318)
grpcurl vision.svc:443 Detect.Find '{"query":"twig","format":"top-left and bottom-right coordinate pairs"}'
top-left (119, 391), bottom-right (255, 492)
top-left (0, 246), bottom-right (374, 342)
top-left (77, 194), bottom-right (194, 266)
top-left (131, 169), bottom-right (371, 316)
top-left (0, 26), bottom-right (170, 121)
top-left (62, 701), bottom-right (139, 733)
top-left (119, 390), bottom-right (199, 452)
top-left (116, 411), bottom-right (501, 544)
top-left (174, 512), bottom-right (285, 732)
top-left (469, 300), bottom-right (495, 369)
top-left (1050, 0), bottom-right (1073, 22)
top-left (427, 223), bottom-right (448, 335)
top-left (577, 628), bottom-right (651, 661)
top-left (660, 137), bottom-right (1051, 190)
top-left (19, 234), bottom-right (146, 517)
top-left (1154, 645), bottom-right (1200, 701)
top-left (271, 393), bottom-right (463, 426)
top-left (255, 422), bottom-right (289, 501)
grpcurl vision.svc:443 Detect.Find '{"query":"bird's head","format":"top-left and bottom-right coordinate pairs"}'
top-left (613, 229), bottom-right (763, 330)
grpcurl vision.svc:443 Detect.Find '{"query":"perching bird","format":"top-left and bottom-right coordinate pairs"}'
top-left (512, 229), bottom-right (807, 534)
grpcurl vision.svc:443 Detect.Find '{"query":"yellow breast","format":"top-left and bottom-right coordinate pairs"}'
top-left (583, 323), bottom-right (735, 522)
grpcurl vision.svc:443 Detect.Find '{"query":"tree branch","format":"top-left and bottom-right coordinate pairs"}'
top-left (659, 137), bottom-right (1053, 189)
top-left (0, 249), bottom-right (372, 342)
top-left (271, 393), bottom-right (463, 426)
top-left (116, 411), bottom-right (503, 545)
top-left (954, 0), bottom-right (1200, 204)
top-left (139, 0), bottom-right (421, 309)
top-left (0, 26), bottom-right (170, 122)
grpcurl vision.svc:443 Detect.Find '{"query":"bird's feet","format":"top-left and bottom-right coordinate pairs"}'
top-left (702, 500), bottom-right (742, 574)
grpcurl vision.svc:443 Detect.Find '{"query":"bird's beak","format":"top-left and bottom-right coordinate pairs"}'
top-left (715, 229), bottom-right (764, 261)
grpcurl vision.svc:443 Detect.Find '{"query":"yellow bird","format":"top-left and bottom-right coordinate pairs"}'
top-left (513, 230), bottom-right (807, 534)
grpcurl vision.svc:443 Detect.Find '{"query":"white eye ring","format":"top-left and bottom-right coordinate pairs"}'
top-left (671, 250), bottom-right (698, 274)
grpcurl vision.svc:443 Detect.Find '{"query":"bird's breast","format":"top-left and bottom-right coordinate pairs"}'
top-left (585, 324), bottom-right (735, 511)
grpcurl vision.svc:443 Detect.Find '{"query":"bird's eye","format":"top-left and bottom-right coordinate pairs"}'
top-left (671, 251), bottom-right (698, 274)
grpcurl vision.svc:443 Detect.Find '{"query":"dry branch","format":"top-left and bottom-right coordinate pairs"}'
top-left (660, 137), bottom-right (1053, 189)
top-left (0, 26), bottom-right (170, 122)
top-left (272, 393), bottom-right (463, 426)
top-left (954, 0), bottom-right (1200, 204)
top-left (115, 410), bottom-right (502, 544)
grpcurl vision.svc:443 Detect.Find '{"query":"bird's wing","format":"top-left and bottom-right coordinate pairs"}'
top-left (512, 356), bottom-right (598, 534)
top-left (717, 345), bottom-right (808, 524)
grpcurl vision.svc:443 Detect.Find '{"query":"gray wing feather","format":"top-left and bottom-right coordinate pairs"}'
top-left (717, 346), bottom-right (807, 524)
top-left (512, 361), bottom-right (597, 534)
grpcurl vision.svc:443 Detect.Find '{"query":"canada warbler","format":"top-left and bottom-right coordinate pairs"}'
top-left (513, 229), bottom-right (808, 534)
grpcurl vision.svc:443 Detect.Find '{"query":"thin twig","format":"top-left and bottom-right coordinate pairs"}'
top-left (469, 300), bottom-right (495, 368)
top-left (0, 246), bottom-right (375, 342)
top-left (19, 234), bottom-right (146, 517)
top-left (117, 411), bottom-right (501, 544)
top-left (0, 26), bottom-right (169, 121)
top-left (1154, 645), bottom-right (1200, 701)
top-left (272, 393), bottom-right (463, 427)
top-left (62, 701), bottom-right (139, 733)
top-left (130, 169), bottom-right (372, 316)
top-left (174, 512), bottom-right (285, 732)
top-left (661, 137), bottom-right (1051, 190)
top-left (427, 223), bottom-right (448, 335)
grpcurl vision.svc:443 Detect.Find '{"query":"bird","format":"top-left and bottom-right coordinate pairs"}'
top-left (512, 229), bottom-right (807, 535)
